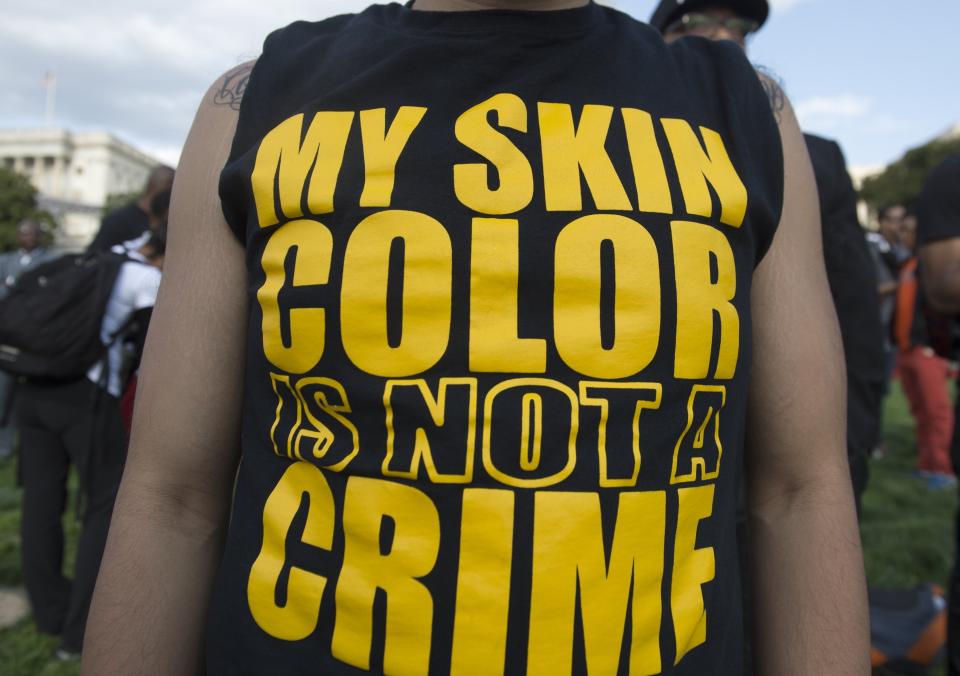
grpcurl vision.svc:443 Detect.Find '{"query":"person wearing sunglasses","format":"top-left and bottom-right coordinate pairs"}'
top-left (669, 11), bottom-right (759, 39)
top-left (651, 0), bottom-right (766, 42)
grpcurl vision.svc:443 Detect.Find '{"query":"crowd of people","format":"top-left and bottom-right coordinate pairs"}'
top-left (0, 165), bottom-right (172, 658)
top-left (0, 0), bottom-right (956, 674)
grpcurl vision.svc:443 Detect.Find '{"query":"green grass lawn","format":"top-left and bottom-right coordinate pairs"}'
top-left (0, 383), bottom-right (954, 675)
top-left (863, 383), bottom-right (958, 592)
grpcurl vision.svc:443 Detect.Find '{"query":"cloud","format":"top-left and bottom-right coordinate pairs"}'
top-left (0, 0), bottom-right (371, 164)
top-left (136, 142), bottom-right (184, 168)
top-left (793, 93), bottom-right (910, 145)
top-left (795, 94), bottom-right (872, 129)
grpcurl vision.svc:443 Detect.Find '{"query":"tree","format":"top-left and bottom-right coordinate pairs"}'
top-left (861, 136), bottom-right (960, 211)
top-left (0, 167), bottom-right (55, 252)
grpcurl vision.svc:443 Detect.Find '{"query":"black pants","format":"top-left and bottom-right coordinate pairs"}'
top-left (15, 378), bottom-right (125, 652)
top-left (848, 445), bottom-right (869, 519)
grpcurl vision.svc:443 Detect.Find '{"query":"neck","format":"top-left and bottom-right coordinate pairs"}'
top-left (137, 194), bottom-right (153, 212)
top-left (412, 0), bottom-right (588, 11)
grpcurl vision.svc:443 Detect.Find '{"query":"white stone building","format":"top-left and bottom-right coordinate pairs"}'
top-left (0, 129), bottom-right (162, 250)
top-left (849, 164), bottom-right (883, 229)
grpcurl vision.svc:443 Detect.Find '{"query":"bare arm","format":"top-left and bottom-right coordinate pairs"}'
top-left (920, 238), bottom-right (960, 313)
top-left (82, 62), bottom-right (254, 676)
top-left (746, 81), bottom-right (870, 675)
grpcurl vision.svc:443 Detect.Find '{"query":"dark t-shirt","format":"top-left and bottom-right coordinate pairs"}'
top-left (87, 202), bottom-right (149, 252)
top-left (804, 133), bottom-right (885, 452)
top-left (214, 3), bottom-right (784, 674)
top-left (918, 155), bottom-right (960, 247)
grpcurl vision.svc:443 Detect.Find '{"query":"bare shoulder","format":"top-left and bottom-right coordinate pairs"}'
top-left (181, 60), bottom-right (258, 160)
top-left (168, 60), bottom-right (258, 222)
top-left (750, 68), bottom-right (819, 283)
top-left (749, 70), bottom-right (811, 194)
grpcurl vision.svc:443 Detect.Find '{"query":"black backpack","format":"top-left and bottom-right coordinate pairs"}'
top-left (870, 584), bottom-right (947, 674)
top-left (0, 251), bottom-right (129, 380)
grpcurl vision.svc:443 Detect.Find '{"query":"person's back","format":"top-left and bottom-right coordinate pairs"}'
top-left (84, 2), bottom-right (868, 675)
top-left (204, 5), bottom-right (785, 673)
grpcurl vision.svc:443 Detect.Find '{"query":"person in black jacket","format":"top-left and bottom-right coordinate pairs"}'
top-left (651, 0), bottom-right (885, 515)
top-left (804, 134), bottom-right (886, 509)
top-left (87, 165), bottom-right (174, 252)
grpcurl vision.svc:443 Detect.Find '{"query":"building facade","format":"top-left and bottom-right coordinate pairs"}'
top-left (849, 164), bottom-right (883, 229)
top-left (0, 129), bottom-right (161, 250)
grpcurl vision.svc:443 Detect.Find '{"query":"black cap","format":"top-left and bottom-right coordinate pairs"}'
top-left (649, 0), bottom-right (770, 33)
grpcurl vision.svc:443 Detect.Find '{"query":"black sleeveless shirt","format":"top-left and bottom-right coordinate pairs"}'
top-left (214, 3), bottom-right (783, 674)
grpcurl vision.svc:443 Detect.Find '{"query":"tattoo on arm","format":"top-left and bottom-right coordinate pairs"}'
top-left (213, 63), bottom-right (254, 111)
top-left (755, 66), bottom-right (786, 123)
top-left (762, 79), bottom-right (786, 122)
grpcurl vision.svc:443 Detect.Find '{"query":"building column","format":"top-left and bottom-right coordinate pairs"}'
top-left (52, 156), bottom-right (66, 197)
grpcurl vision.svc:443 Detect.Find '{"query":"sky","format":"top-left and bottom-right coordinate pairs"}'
top-left (2, 0), bottom-right (957, 172)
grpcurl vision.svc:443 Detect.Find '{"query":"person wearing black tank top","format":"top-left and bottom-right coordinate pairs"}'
top-left (83, 1), bottom-right (868, 674)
